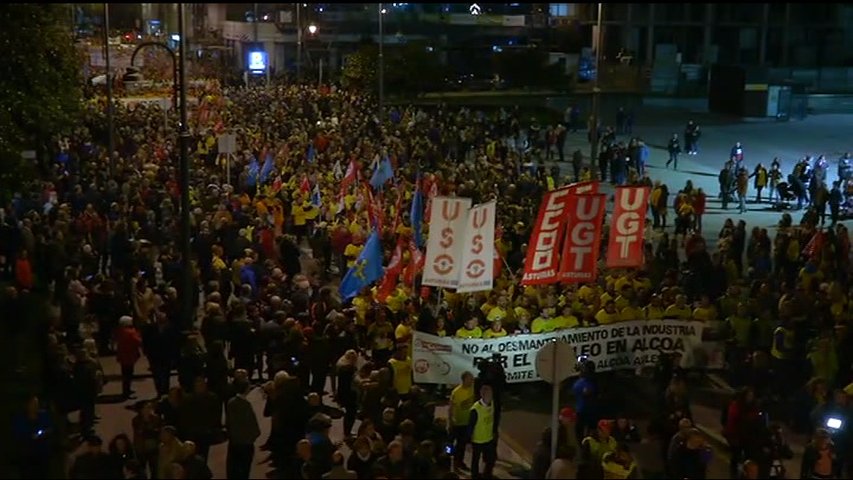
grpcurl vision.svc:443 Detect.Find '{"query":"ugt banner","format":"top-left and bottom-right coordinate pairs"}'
top-left (457, 201), bottom-right (496, 293)
top-left (422, 197), bottom-right (472, 288)
top-left (559, 193), bottom-right (606, 283)
top-left (607, 186), bottom-right (651, 268)
top-left (413, 321), bottom-right (705, 384)
top-left (522, 182), bottom-right (598, 285)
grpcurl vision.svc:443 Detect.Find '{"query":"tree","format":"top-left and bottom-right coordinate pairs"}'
top-left (341, 44), bottom-right (379, 92)
top-left (493, 48), bottom-right (566, 89)
top-left (0, 4), bottom-right (83, 193)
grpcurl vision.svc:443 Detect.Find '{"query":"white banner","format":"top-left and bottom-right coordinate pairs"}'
top-left (413, 321), bottom-right (706, 384)
top-left (457, 201), bottom-right (496, 293)
top-left (422, 197), bottom-right (472, 288)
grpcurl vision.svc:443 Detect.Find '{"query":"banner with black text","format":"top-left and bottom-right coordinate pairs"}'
top-left (413, 321), bottom-right (706, 384)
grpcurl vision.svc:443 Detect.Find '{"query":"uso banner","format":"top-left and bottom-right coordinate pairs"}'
top-left (607, 186), bottom-right (651, 268)
top-left (422, 197), bottom-right (472, 288)
top-left (457, 201), bottom-right (496, 293)
top-left (559, 194), bottom-right (606, 283)
top-left (413, 321), bottom-right (705, 384)
top-left (522, 182), bottom-right (598, 285)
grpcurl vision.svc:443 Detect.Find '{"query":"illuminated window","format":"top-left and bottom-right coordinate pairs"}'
top-left (550, 3), bottom-right (569, 17)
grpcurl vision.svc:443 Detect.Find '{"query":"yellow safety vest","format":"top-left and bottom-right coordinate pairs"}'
top-left (601, 452), bottom-right (637, 479)
top-left (470, 400), bottom-right (495, 444)
top-left (771, 326), bottom-right (794, 360)
top-left (583, 435), bottom-right (617, 464)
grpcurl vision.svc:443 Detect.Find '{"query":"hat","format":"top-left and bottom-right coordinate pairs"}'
top-left (598, 419), bottom-right (613, 433)
top-left (559, 407), bottom-right (577, 421)
top-left (119, 315), bottom-right (133, 327)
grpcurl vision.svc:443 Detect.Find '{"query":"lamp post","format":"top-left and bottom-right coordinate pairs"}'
top-left (589, 2), bottom-right (604, 168)
top-left (103, 3), bottom-right (115, 174)
top-left (177, 3), bottom-right (193, 331)
top-left (378, 3), bottom-right (385, 121)
top-left (296, 2), bottom-right (302, 81)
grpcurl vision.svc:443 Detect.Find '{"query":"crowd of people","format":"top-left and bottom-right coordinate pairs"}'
top-left (1, 78), bottom-right (851, 480)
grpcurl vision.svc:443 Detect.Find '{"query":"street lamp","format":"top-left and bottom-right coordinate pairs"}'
top-left (307, 23), bottom-right (318, 35)
top-left (177, 3), bottom-right (193, 332)
top-left (378, 3), bottom-right (385, 121)
top-left (589, 2), bottom-right (604, 169)
top-left (130, 42), bottom-right (178, 111)
top-left (103, 3), bottom-right (115, 174)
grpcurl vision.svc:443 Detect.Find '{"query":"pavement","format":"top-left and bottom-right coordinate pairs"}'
top-left (64, 355), bottom-right (529, 479)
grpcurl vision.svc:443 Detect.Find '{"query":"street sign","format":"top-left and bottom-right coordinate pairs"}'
top-left (469, 3), bottom-right (482, 15)
top-left (535, 339), bottom-right (576, 384)
top-left (218, 134), bottom-right (237, 154)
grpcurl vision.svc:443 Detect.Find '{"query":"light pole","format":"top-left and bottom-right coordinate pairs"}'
top-left (296, 2), bottom-right (302, 81)
top-left (378, 3), bottom-right (385, 121)
top-left (130, 42), bottom-right (178, 111)
top-left (177, 3), bottom-right (193, 331)
top-left (589, 2), bottom-right (603, 168)
top-left (103, 3), bottom-right (115, 174)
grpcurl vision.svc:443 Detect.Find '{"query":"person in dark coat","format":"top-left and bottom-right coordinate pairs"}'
top-left (336, 350), bottom-right (360, 437)
top-left (279, 235), bottom-right (302, 278)
top-left (142, 313), bottom-right (180, 397)
top-left (179, 377), bottom-right (222, 461)
top-left (181, 441), bottom-right (213, 480)
top-left (106, 433), bottom-right (137, 478)
top-left (69, 436), bottom-right (112, 479)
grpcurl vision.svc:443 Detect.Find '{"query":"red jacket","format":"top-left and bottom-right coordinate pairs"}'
top-left (724, 400), bottom-right (761, 445)
top-left (15, 258), bottom-right (34, 290)
top-left (693, 192), bottom-right (707, 215)
top-left (115, 326), bottom-right (143, 367)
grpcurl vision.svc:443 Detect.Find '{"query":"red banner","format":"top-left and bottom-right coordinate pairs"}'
top-left (522, 182), bottom-right (598, 285)
top-left (559, 193), bottom-right (606, 283)
top-left (606, 186), bottom-right (651, 268)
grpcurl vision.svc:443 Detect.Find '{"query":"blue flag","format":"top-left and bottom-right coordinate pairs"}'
top-left (411, 176), bottom-right (424, 248)
top-left (247, 156), bottom-right (260, 187)
top-left (370, 156), bottom-right (394, 190)
top-left (311, 184), bottom-right (322, 207)
top-left (307, 144), bottom-right (316, 164)
top-left (260, 152), bottom-right (274, 183)
top-left (339, 229), bottom-right (384, 301)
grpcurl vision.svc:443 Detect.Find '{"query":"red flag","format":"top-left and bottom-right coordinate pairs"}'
top-left (300, 175), bottom-right (311, 194)
top-left (559, 193), bottom-right (606, 283)
top-left (377, 240), bottom-right (404, 302)
top-left (341, 159), bottom-right (359, 191)
top-left (606, 186), bottom-right (651, 268)
top-left (803, 230), bottom-right (825, 261)
top-left (403, 239), bottom-right (425, 286)
top-left (391, 191), bottom-right (404, 233)
top-left (424, 177), bottom-right (439, 219)
top-left (521, 181), bottom-right (598, 285)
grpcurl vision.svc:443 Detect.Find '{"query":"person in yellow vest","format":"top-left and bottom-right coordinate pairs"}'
top-left (456, 317), bottom-right (483, 339)
top-left (770, 316), bottom-right (796, 399)
top-left (388, 346), bottom-right (413, 398)
top-left (644, 295), bottom-right (666, 320)
top-left (664, 294), bottom-right (693, 320)
top-left (532, 307), bottom-right (558, 333)
top-left (483, 318), bottom-right (508, 339)
top-left (579, 419), bottom-right (618, 478)
top-left (601, 442), bottom-right (639, 479)
top-left (468, 384), bottom-right (498, 479)
top-left (449, 371), bottom-right (476, 471)
top-left (595, 301), bottom-right (622, 325)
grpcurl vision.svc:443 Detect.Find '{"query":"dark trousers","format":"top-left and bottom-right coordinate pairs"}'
top-left (343, 403), bottom-right (357, 436)
top-left (121, 364), bottom-right (135, 397)
top-left (667, 152), bottom-right (678, 169)
top-left (151, 363), bottom-right (171, 398)
top-left (79, 397), bottom-right (96, 434)
top-left (471, 441), bottom-right (497, 479)
top-left (452, 426), bottom-right (471, 466)
top-left (226, 443), bottom-right (254, 480)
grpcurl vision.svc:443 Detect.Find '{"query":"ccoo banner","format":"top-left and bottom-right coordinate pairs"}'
top-left (413, 320), bottom-right (705, 384)
top-left (522, 181), bottom-right (598, 285)
top-left (422, 197), bottom-right (472, 288)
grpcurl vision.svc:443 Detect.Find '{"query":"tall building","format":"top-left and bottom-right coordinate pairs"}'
top-left (551, 3), bottom-right (853, 68)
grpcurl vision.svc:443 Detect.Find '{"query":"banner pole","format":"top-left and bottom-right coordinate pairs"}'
top-left (550, 342), bottom-right (560, 464)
